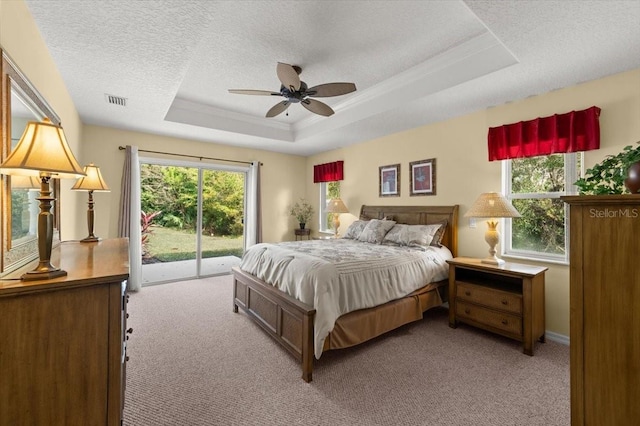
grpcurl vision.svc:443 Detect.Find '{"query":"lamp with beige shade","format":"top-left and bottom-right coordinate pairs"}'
top-left (464, 192), bottom-right (521, 265)
top-left (326, 198), bottom-right (349, 238)
top-left (72, 163), bottom-right (110, 242)
top-left (0, 118), bottom-right (85, 280)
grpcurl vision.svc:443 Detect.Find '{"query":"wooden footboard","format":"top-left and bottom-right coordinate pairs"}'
top-left (232, 266), bottom-right (316, 382)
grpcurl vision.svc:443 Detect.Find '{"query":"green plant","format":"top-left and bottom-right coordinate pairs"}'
top-left (289, 198), bottom-right (314, 224)
top-left (575, 142), bottom-right (640, 195)
top-left (141, 210), bottom-right (162, 257)
top-left (140, 165), bottom-right (245, 237)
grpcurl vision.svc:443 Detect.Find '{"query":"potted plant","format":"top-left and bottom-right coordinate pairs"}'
top-left (575, 141), bottom-right (640, 194)
top-left (289, 198), bottom-right (314, 229)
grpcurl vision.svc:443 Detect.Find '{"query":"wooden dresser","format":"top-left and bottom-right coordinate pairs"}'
top-left (562, 195), bottom-right (640, 426)
top-left (447, 257), bottom-right (547, 355)
top-left (0, 238), bottom-right (130, 426)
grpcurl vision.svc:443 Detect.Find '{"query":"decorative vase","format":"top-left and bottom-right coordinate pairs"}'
top-left (624, 161), bottom-right (640, 194)
top-left (299, 222), bottom-right (306, 229)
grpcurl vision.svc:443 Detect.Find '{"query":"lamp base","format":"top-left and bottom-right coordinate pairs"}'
top-left (481, 257), bottom-right (506, 266)
top-left (80, 235), bottom-right (100, 243)
top-left (332, 215), bottom-right (341, 238)
top-left (21, 265), bottom-right (67, 281)
top-left (22, 177), bottom-right (68, 281)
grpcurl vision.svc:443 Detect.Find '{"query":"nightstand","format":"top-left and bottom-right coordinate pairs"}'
top-left (446, 257), bottom-right (547, 355)
top-left (294, 228), bottom-right (311, 240)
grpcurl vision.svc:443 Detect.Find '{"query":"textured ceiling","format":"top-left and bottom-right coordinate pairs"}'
top-left (22, 0), bottom-right (640, 156)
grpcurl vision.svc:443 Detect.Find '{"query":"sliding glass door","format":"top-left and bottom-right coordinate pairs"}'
top-left (140, 160), bottom-right (244, 285)
top-left (199, 168), bottom-right (245, 276)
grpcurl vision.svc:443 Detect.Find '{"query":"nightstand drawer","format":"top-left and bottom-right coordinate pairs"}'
top-left (456, 300), bottom-right (522, 336)
top-left (456, 282), bottom-right (522, 315)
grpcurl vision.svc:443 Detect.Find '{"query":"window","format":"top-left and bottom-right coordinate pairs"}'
top-left (502, 153), bottom-right (582, 263)
top-left (319, 181), bottom-right (341, 233)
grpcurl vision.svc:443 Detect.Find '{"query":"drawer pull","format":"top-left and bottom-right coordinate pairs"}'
top-left (501, 319), bottom-right (508, 325)
top-left (126, 327), bottom-right (134, 334)
top-left (465, 291), bottom-right (471, 296)
top-left (464, 308), bottom-right (471, 314)
top-left (501, 300), bottom-right (508, 305)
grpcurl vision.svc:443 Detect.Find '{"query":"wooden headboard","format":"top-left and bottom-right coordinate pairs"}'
top-left (359, 205), bottom-right (459, 257)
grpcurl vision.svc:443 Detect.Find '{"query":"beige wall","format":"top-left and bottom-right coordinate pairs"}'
top-left (0, 0), bottom-right (85, 240)
top-left (307, 68), bottom-right (640, 337)
top-left (81, 125), bottom-right (307, 243)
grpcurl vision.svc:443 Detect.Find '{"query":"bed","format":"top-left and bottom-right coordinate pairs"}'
top-left (232, 205), bottom-right (458, 382)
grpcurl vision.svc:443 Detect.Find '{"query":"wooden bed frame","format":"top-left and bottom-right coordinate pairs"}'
top-left (232, 205), bottom-right (458, 382)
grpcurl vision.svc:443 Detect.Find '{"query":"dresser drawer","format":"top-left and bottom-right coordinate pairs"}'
top-left (456, 300), bottom-right (522, 337)
top-left (456, 281), bottom-right (522, 315)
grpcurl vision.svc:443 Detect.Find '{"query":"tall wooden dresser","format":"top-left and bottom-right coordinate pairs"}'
top-left (562, 195), bottom-right (640, 425)
top-left (0, 238), bottom-right (130, 426)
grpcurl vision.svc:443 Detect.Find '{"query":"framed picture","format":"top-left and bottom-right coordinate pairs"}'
top-left (410, 158), bottom-right (436, 196)
top-left (379, 163), bottom-right (400, 197)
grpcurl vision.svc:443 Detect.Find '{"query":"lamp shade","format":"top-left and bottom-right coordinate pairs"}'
top-left (464, 192), bottom-right (521, 218)
top-left (72, 163), bottom-right (110, 192)
top-left (326, 198), bottom-right (349, 213)
top-left (10, 175), bottom-right (41, 189)
top-left (0, 118), bottom-right (85, 178)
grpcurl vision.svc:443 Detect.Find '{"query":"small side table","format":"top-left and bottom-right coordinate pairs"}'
top-left (447, 257), bottom-right (547, 355)
top-left (294, 228), bottom-right (311, 240)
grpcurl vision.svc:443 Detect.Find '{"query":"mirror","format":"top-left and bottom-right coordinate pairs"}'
top-left (1, 49), bottom-right (61, 275)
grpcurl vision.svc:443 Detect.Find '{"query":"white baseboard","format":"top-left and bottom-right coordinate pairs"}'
top-left (545, 330), bottom-right (570, 346)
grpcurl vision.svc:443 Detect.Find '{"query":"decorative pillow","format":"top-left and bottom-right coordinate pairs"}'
top-left (382, 224), bottom-right (408, 246)
top-left (405, 223), bottom-right (445, 250)
top-left (357, 219), bottom-right (397, 244)
top-left (343, 220), bottom-right (368, 240)
top-left (430, 220), bottom-right (448, 247)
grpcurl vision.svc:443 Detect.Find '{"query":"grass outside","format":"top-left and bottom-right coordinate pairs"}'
top-left (145, 226), bottom-right (243, 262)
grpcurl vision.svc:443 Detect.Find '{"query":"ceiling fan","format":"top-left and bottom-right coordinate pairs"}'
top-left (228, 62), bottom-right (357, 118)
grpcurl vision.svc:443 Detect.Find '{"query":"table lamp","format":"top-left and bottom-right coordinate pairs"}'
top-left (0, 118), bottom-right (86, 280)
top-left (326, 198), bottom-right (349, 238)
top-left (464, 192), bottom-right (521, 265)
top-left (72, 163), bottom-right (110, 242)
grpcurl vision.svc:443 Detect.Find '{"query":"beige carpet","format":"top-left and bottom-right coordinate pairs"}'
top-left (123, 275), bottom-right (569, 426)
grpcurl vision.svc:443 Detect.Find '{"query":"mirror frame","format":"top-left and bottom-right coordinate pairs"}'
top-left (1, 48), bottom-right (62, 275)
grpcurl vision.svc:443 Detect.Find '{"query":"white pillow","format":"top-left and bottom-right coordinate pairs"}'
top-left (357, 219), bottom-right (397, 244)
top-left (405, 224), bottom-right (444, 249)
top-left (382, 224), bottom-right (408, 246)
top-left (343, 220), bottom-right (368, 240)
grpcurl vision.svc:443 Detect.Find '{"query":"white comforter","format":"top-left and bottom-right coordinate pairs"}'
top-left (239, 239), bottom-right (452, 359)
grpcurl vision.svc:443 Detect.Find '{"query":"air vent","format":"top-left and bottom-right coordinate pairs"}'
top-left (105, 94), bottom-right (127, 107)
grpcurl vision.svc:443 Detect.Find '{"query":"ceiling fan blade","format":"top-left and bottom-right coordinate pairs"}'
top-left (277, 62), bottom-right (301, 92)
top-left (301, 98), bottom-right (334, 117)
top-left (266, 100), bottom-right (291, 118)
top-left (306, 82), bottom-right (357, 98)
top-left (228, 89), bottom-right (280, 96)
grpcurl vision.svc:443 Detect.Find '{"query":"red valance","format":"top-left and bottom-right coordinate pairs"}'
top-left (313, 161), bottom-right (344, 183)
top-left (487, 106), bottom-right (601, 161)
